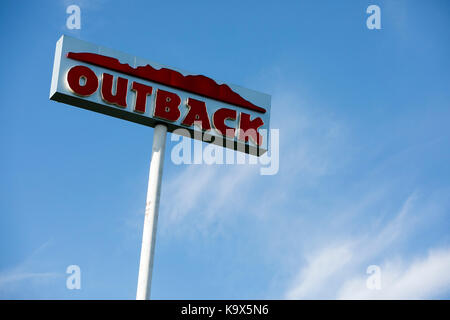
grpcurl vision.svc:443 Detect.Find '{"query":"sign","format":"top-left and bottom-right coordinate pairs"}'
top-left (50, 35), bottom-right (271, 155)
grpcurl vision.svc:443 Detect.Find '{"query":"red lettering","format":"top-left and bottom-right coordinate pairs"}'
top-left (131, 82), bottom-right (153, 113)
top-left (213, 108), bottom-right (237, 138)
top-left (153, 89), bottom-right (181, 122)
top-left (101, 73), bottom-right (128, 108)
top-left (181, 98), bottom-right (211, 131)
top-left (238, 113), bottom-right (264, 146)
top-left (67, 65), bottom-right (98, 96)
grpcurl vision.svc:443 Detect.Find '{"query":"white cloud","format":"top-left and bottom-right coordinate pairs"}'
top-left (0, 240), bottom-right (63, 296)
top-left (285, 243), bottom-right (354, 299)
top-left (142, 77), bottom-right (449, 299)
top-left (338, 248), bottom-right (450, 299)
top-left (159, 164), bottom-right (257, 236)
top-left (283, 193), bottom-right (450, 299)
top-left (0, 272), bottom-right (60, 287)
top-left (158, 86), bottom-right (345, 236)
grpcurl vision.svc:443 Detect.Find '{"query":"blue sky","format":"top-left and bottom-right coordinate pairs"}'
top-left (1, 0), bottom-right (450, 299)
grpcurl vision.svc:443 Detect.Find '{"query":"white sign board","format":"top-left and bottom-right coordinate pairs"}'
top-left (50, 35), bottom-right (271, 155)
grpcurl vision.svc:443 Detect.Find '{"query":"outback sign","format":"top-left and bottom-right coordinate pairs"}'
top-left (50, 35), bottom-right (271, 155)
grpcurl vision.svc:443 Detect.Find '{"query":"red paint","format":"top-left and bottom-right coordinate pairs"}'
top-left (213, 108), bottom-right (237, 138)
top-left (101, 73), bottom-right (128, 108)
top-left (154, 89), bottom-right (181, 122)
top-left (67, 65), bottom-right (98, 96)
top-left (238, 113), bottom-right (264, 146)
top-left (182, 98), bottom-right (211, 131)
top-left (67, 52), bottom-right (266, 114)
top-left (131, 82), bottom-right (153, 113)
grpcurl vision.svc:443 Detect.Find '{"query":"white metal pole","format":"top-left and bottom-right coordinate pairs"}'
top-left (136, 124), bottom-right (167, 300)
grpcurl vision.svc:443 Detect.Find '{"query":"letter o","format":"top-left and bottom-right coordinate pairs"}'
top-left (67, 65), bottom-right (98, 96)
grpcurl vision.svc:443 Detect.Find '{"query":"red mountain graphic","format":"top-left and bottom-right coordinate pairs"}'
top-left (66, 52), bottom-right (266, 114)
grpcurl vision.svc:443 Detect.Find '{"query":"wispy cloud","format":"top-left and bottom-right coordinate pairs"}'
top-left (158, 85), bottom-right (345, 235)
top-left (0, 240), bottom-right (63, 297)
top-left (0, 272), bottom-right (61, 287)
top-left (136, 74), bottom-right (449, 299)
top-left (285, 243), bottom-right (354, 299)
top-left (159, 164), bottom-right (257, 237)
top-left (284, 193), bottom-right (450, 299)
top-left (338, 247), bottom-right (450, 299)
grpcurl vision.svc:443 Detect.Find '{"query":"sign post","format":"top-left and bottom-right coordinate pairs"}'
top-left (136, 124), bottom-right (167, 300)
top-left (49, 35), bottom-right (271, 299)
